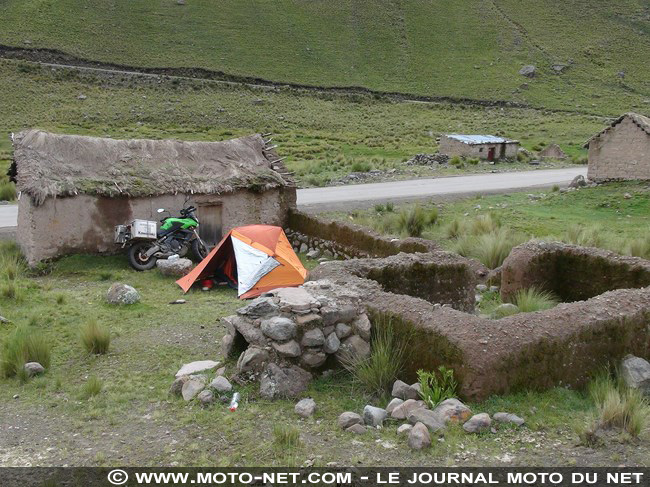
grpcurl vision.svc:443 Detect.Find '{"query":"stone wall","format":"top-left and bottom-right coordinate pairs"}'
top-left (587, 117), bottom-right (650, 182)
top-left (18, 187), bottom-right (295, 265)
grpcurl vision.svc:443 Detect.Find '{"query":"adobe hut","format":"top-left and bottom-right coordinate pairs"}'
top-left (10, 130), bottom-right (296, 265)
top-left (585, 112), bottom-right (650, 182)
top-left (439, 134), bottom-right (519, 161)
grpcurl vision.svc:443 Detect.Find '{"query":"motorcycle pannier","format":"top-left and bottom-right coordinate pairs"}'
top-left (131, 220), bottom-right (157, 240)
top-left (114, 225), bottom-right (128, 244)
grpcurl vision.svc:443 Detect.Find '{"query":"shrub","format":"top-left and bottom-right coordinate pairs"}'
top-left (1, 326), bottom-right (51, 378)
top-left (351, 161), bottom-right (371, 172)
top-left (444, 217), bottom-right (467, 239)
top-left (80, 321), bottom-right (111, 355)
top-left (449, 156), bottom-right (462, 166)
top-left (272, 424), bottom-right (301, 449)
top-left (468, 158), bottom-right (479, 165)
top-left (341, 316), bottom-right (411, 396)
top-left (397, 206), bottom-right (427, 237)
top-left (417, 366), bottom-right (457, 409)
top-left (552, 185), bottom-right (560, 192)
top-left (80, 375), bottom-right (103, 399)
top-left (469, 213), bottom-right (501, 235)
top-left (385, 202), bottom-right (395, 212)
top-left (511, 286), bottom-right (558, 312)
top-left (374, 203), bottom-right (385, 213)
top-left (0, 182), bottom-right (16, 201)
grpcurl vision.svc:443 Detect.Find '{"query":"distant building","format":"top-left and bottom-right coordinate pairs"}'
top-left (10, 130), bottom-right (295, 264)
top-left (439, 134), bottom-right (519, 161)
top-left (585, 112), bottom-right (650, 182)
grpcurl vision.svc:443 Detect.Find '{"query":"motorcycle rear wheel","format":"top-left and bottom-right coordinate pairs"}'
top-left (191, 239), bottom-right (209, 261)
top-left (128, 242), bottom-right (158, 271)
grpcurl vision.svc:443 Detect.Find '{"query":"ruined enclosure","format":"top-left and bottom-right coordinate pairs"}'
top-left (287, 215), bottom-right (650, 401)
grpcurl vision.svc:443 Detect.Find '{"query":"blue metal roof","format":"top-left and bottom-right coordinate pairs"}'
top-left (446, 134), bottom-right (518, 145)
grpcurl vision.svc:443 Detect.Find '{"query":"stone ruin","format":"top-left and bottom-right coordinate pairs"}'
top-left (221, 284), bottom-right (372, 399)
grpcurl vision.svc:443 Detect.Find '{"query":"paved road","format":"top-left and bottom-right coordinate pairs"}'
top-left (297, 167), bottom-right (586, 209)
top-left (0, 167), bottom-right (585, 229)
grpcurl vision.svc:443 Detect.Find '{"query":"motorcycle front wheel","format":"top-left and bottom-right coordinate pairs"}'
top-left (191, 239), bottom-right (209, 261)
top-left (127, 242), bottom-right (158, 271)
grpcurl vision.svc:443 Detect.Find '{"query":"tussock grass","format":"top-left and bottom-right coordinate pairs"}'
top-left (1, 325), bottom-right (51, 378)
top-left (511, 287), bottom-right (558, 313)
top-left (417, 366), bottom-right (458, 409)
top-left (397, 206), bottom-right (428, 237)
top-left (80, 375), bottom-right (104, 399)
top-left (469, 213), bottom-right (501, 236)
top-left (272, 424), bottom-right (301, 449)
top-left (80, 321), bottom-right (111, 355)
top-left (453, 228), bottom-right (526, 269)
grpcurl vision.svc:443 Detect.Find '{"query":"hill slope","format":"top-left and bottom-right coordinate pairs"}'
top-left (0, 0), bottom-right (648, 113)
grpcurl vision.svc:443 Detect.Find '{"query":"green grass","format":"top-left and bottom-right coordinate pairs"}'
top-left (417, 366), bottom-right (458, 409)
top-left (80, 320), bottom-right (111, 355)
top-left (79, 375), bottom-right (103, 400)
top-left (510, 287), bottom-right (558, 313)
top-left (1, 324), bottom-right (51, 378)
top-left (0, 0), bottom-right (648, 113)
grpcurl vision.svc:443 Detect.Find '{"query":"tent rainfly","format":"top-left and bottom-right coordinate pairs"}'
top-left (176, 225), bottom-right (307, 299)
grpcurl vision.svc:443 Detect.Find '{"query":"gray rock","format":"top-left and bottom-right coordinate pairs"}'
top-left (215, 366), bottom-right (226, 377)
top-left (386, 398), bottom-right (404, 414)
top-left (408, 408), bottom-right (446, 433)
top-left (306, 249), bottom-right (321, 259)
top-left (391, 399), bottom-right (427, 420)
top-left (197, 389), bottom-right (214, 407)
top-left (236, 297), bottom-right (279, 318)
top-left (106, 283), bottom-right (140, 305)
top-left (392, 379), bottom-right (420, 400)
top-left (494, 303), bottom-right (519, 317)
top-left (181, 377), bottom-right (206, 401)
top-left (301, 328), bottom-right (325, 347)
top-left (621, 355), bottom-right (650, 395)
top-left (236, 347), bottom-right (269, 374)
top-left (411, 382), bottom-right (422, 394)
top-left (408, 422), bottom-right (432, 449)
top-left (156, 258), bottom-right (193, 277)
top-left (296, 313), bottom-right (323, 328)
top-left (338, 411), bottom-right (363, 429)
top-left (272, 340), bottom-right (301, 358)
top-left (169, 375), bottom-right (190, 396)
top-left (432, 398), bottom-right (472, 424)
top-left (493, 412), bottom-right (525, 426)
top-left (363, 405), bottom-right (387, 427)
top-left (337, 335), bottom-right (370, 362)
top-left (23, 362), bottom-right (45, 377)
top-left (275, 287), bottom-right (318, 312)
top-left (321, 306), bottom-right (358, 326)
top-left (175, 360), bottom-right (220, 378)
top-left (519, 65), bottom-right (536, 78)
top-left (397, 423), bottom-right (413, 435)
top-left (323, 332), bottom-right (340, 354)
top-left (221, 334), bottom-right (234, 357)
top-left (261, 317), bottom-right (296, 341)
top-left (209, 376), bottom-right (232, 393)
top-left (233, 317), bottom-right (267, 346)
top-left (301, 351), bottom-right (327, 368)
top-left (569, 174), bottom-right (587, 189)
top-left (295, 398), bottom-right (317, 418)
top-left (335, 323), bottom-right (352, 339)
top-left (476, 284), bottom-right (488, 292)
top-left (352, 314), bottom-right (371, 341)
top-left (346, 423), bottom-right (367, 434)
top-left (259, 363), bottom-right (312, 399)
top-left (463, 413), bottom-right (491, 433)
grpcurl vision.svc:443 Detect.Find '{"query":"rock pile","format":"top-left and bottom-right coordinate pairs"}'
top-left (221, 282), bottom-right (371, 397)
top-left (405, 153), bottom-right (449, 166)
top-left (170, 361), bottom-right (234, 406)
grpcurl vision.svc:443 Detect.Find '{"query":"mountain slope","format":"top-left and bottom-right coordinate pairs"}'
top-left (0, 0), bottom-right (648, 113)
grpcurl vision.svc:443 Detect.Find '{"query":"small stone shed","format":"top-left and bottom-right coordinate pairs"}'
top-left (10, 130), bottom-right (296, 264)
top-left (585, 112), bottom-right (650, 182)
top-left (439, 134), bottom-right (519, 161)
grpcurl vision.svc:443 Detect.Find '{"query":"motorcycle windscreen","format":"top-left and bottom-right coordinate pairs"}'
top-left (231, 237), bottom-right (280, 297)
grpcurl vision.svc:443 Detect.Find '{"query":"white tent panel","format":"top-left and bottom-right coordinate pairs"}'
top-left (231, 237), bottom-right (280, 296)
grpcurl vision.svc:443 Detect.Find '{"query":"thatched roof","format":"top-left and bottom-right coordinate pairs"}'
top-left (11, 130), bottom-right (291, 204)
top-left (584, 112), bottom-right (650, 148)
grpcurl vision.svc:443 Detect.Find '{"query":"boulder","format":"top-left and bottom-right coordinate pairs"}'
top-left (156, 258), bottom-right (193, 277)
top-left (259, 363), bottom-right (312, 399)
top-left (338, 411), bottom-right (363, 429)
top-left (337, 335), bottom-right (370, 362)
top-left (352, 314), bottom-right (371, 341)
top-left (296, 313), bottom-right (322, 328)
top-left (197, 389), bottom-right (215, 407)
top-left (295, 398), bottom-right (317, 418)
top-left (181, 377), bottom-right (206, 401)
top-left (232, 317), bottom-right (268, 346)
top-left (386, 398), bottom-right (404, 414)
top-left (407, 408), bottom-right (445, 433)
top-left (493, 412), bottom-right (525, 427)
top-left (494, 303), bottom-right (519, 318)
top-left (236, 297), bottom-right (279, 318)
top-left (209, 376), bottom-right (232, 393)
top-left (169, 375), bottom-right (190, 396)
top-left (175, 360), bottom-right (220, 378)
top-left (621, 355), bottom-right (650, 395)
top-left (335, 323), bottom-right (352, 339)
top-left (432, 398), bottom-right (472, 424)
top-left (221, 334), bottom-right (234, 357)
top-left (236, 347), bottom-right (269, 374)
top-left (321, 306), bottom-right (358, 326)
top-left (106, 283), bottom-right (140, 305)
top-left (519, 65), bottom-right (536, 78)
top-left (391, 399), bottom-right (426, 420)
top-left (392, 379), bottom-right (420, 400)
top-left (261, 317), bottom-right (296, 341)
top-left (301, 328), bottom-right (325, 347)
top-left (463, 413), bottom-right (491, 433)
top-left (301, 351), bottom-right (327, 368)
top-left (569, 174), bottom-right (587, 189)
top-left (323, 332), bottom-right (340, 354)
top-left (275, 287), bottom-right (318, 312)
top-left (272, 340), bottom-right (302, 358)
top-left (346, 423), bottom-right (367, 434)
top-left (397, 423), bottom-right (413, 435)
top-left (408, 422), bottom-right (432, 450)
top-left (363, 405), bottom-right (388, 427)
top-left (23, 362), bottom-right (45, 377)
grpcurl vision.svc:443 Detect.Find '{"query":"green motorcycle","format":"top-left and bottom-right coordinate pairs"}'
top-left (114, 205), bottom-right (209, 271)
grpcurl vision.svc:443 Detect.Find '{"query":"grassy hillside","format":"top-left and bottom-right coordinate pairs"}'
top-left (0, 0), bottom-right (648, 113)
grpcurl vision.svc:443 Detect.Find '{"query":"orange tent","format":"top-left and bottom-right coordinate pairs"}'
top-left (176, 225), bottom-right (307, 299)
